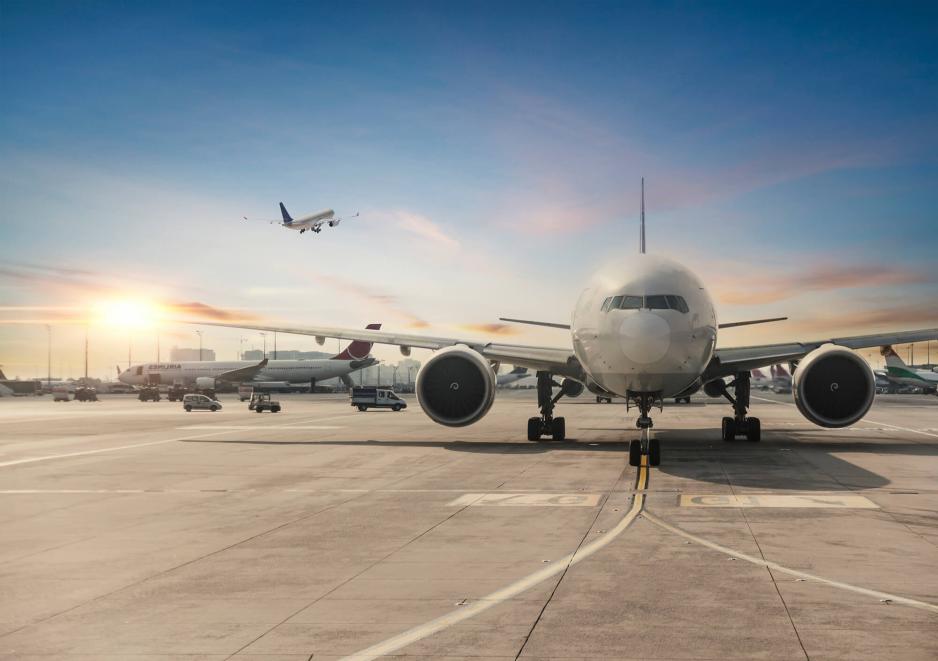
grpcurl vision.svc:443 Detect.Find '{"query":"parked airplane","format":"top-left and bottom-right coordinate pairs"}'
top-left (881, 345), bottom-right (938, 393)
top-left (768, 364), bottom-right (793, 393)
top-left (196, 183), bottom-right (938, 467)
top-left (120, 324), bottom-right (381, 391)
top-left (243, 203), bottom-right (359, 235)
top-left (497, 366), bottom-right (529, 387)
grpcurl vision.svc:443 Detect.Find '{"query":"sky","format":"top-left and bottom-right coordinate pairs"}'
top-left (1, 1), bottom-right (937, 378)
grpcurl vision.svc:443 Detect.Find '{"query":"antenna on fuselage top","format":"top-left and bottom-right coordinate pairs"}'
top-left (639, 177), bottom-right (646, 254)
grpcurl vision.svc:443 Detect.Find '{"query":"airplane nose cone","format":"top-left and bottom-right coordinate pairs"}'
top-left (618, 312), bottom-right (671, 364)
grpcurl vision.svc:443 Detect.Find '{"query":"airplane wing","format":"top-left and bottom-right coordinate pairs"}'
top-left (215, 358), bottom-right (269, 382)
top-left (190, 322), bottom-right (584, 378)
top-left (706, 327), bottom-right (938, 378)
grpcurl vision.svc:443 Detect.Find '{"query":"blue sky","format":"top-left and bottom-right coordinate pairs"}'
top-left (1, 1), bottom-right (937, 377)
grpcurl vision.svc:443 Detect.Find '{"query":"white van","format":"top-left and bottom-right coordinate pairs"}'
top-left (183, 393), bottom-right (223, 412)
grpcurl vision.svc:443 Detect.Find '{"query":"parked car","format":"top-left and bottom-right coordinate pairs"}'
top-left (351, 386), bottom-right (407, 412)
top-left (183, 393), bottom-right (222, 412)
top-left (53, 385), bottom-right (71, 402)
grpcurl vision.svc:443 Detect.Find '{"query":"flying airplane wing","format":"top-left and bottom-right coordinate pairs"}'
top-left (214, 358), bottom-right (269, 382)
top-left (191, 322), bottom-right (583, 377)
top-left (706, 327), bottom-right (938, 378)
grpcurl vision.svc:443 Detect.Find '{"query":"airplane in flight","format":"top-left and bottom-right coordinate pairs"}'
top-left (120, 324), bottom-right (381, 391)
top-left (881, 345), bottom-right (938, 394)
top-left (243, 203), bottom-right (359, 235)
top-left (197, 182), bottom-right (938, 467)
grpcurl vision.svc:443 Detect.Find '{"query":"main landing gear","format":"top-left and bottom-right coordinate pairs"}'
top-left (717, 371), bottom-right (761, 442)
top-left (527, 371), bottom-right (569, 442)
top-left (627, 392), bottom-right (661, 466)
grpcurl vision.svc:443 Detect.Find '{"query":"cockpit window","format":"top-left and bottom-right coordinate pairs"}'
top-left (620, 295), bottom-right (643, 310)
top-left (603, 294), bottom-right (689, 313)
top-left (666, 295), bottom-right (689, 313)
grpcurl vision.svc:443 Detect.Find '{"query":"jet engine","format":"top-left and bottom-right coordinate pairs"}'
top-left (415, 345), bottom-right (496, 427)
top-left (793, 345), bottom-right (875, 428)
top-left (195, 377), bottom-right (216, 390)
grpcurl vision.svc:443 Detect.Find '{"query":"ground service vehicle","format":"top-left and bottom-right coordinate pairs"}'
top-left (351, 386), bottom-right (407, 412)
top-left (138, 386), bottom-right (161, 402)
top-left (74, 387), bottom-right (98, 402)
top-left (249, 392), bottom-right (281, 413)
top-left (166, 384), bottom-right (188, 402)
top-left (183, 393), bottom-right (222, 412)
top-left (53, 385), bottom-right (71, 402)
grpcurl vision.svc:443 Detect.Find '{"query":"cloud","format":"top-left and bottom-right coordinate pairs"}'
top-left (712, 264), bottom-right (933, 305)
top-left (458, 323), bottom-right (521, 336)
top-left (166, 301), bottom-right (259, 322)
top-left (783, 303), bottom-right (938, 336)
top-left (314, 272), bottom-right (430, 328)
top-left (388, 211), bottom-right (460, 249)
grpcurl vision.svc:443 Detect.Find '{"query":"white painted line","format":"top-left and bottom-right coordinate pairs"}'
top-left (340, 464), bottom-right (648, 661)
top-left (0, 428), bottom-right (250, 469)
top-left (680, 494), bottom-right (879, 509)
top-left (177, 425), bottom-right (343, 430)
top-left (447, 492), bottom-right (602, 507)
top-left (751, 395), bottom-right (938, 439)
top-left (642, 511), bottom-right (938, 614)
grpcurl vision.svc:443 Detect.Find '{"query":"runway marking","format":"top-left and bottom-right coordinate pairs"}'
top-left (447, 492), bottom-right (602, 507)
top-left (642, 511), bottom-right (938, 615)
top-left (177, 425), bottom-right (343, 430)
top-left (680, 494), bottom-right (879, 509)
top-left (339, 462), bottom-right (648, 661)
top-left (751, 395), bottom-right (938, 439)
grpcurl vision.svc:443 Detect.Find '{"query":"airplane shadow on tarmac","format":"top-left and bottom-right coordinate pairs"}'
top-left (184, 424), bottom-right (937, 491)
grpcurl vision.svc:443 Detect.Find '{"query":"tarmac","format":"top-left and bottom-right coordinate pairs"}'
top-left (1, 390), bottom-right (936, 660)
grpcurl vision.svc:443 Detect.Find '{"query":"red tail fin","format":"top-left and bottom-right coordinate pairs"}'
top-left (332, 323), bottom-right (381, 360)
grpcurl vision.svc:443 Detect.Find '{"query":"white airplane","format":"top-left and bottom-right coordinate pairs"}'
top-left (243, 203), bottom-right (359, 235)
top-left (197, 183), bottom-right (938, 467)
top-left (120, 324), bottom-right (381, 391)
top-left (881, 345), bottom-right (938, 393)
top-left (496, 366), bottom-right (529, 387)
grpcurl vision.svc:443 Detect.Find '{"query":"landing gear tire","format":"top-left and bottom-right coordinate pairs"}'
top-left (746, 417), bottom-right (761, 442)
top-left (527, 417), bottom-right (541, 441)
top-left (629, 439), bottom-right (642, 467)
top-left (721, 416), bottom-right (736, 442)
top-left (648, 438), bottom-right (661, 466)
top-left (551, 417), bottom-right (566, 442)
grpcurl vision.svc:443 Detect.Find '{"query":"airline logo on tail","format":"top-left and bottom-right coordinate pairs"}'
top-left (279, 202), bottom-right (293, 225)
top-left (332, 324), bottom-right (381, 360)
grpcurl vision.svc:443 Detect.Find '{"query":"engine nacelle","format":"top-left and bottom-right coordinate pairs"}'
top-left (793, 345), bottom-right (875, 428)
top-left (560, 378), bottom-right (584, 398)
top-left (416, 345), bottom-right (496, 427)
top-left (195, 377), bottom-right (216, 390)
top-left (703, 379), bottom-right (726, 398)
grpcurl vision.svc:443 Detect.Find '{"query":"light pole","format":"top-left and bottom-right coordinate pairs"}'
top-left (84, 324), bottom-right (89, 383)
top-left (273, 331), bottom-right (277, 360)
top-left (259, 332), bottom-right (267, 358)
top-left (156, 333), bottom-right (160, 363)
top-left (195, 330), bottom-right (203, 361)
top-left (239, 336), bottom-right (246, 360)
top-left (45, 324), bottom-right (51, 389)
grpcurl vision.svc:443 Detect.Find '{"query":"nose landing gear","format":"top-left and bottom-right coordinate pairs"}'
top-left (527, 371), bottom-right (569, 441)
top-left (717, 371), bottom-right (761, 442)
top-left (627, 392), bottom-right (662, 466)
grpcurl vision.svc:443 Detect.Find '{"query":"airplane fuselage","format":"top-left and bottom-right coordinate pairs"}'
top-left (572, 254), bottom-right (717, 398)
top-left (119, 358), bottom-right (367, 386)
top-left (284, 208), bottom-right (334, 230)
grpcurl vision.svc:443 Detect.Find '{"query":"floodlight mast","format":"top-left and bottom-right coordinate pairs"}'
top-left (640, 177), bottom-right (646, 254)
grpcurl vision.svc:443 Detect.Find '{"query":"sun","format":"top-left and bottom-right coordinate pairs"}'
top-left (92, 298), bottom-right (163, 328)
